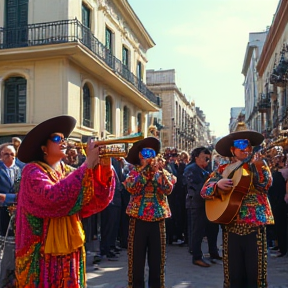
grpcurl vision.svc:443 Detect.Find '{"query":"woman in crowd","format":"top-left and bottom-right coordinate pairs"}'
top-left (15, 115), bottom-right (115, 288)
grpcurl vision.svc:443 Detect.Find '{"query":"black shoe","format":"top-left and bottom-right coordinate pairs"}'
top-left (114, 246), bottom-right (122, 252)
top-left (193, 259), bottom-right (211, 267)
top-left (271, 246), bottom-right (279, 251)
top-left (188, 249), bottom-right (193, 255)
top-left (107, 252), bottom-right (118, 261)
top-left (210, 255), bottom-right (222, 261)
top-left (93, 255), bottom-right (102, 264)
top-left (277, 252), bottom-right (286, 257)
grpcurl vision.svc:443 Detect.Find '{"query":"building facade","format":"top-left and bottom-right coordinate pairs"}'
top-left (146, 68), bottom-right (212, 152)
top-left (0, 0), bottom-right (159, 142)
top-left (242, 31), bottom-right (268, 132)
top-left (255, 0), bottom-right (288, 138)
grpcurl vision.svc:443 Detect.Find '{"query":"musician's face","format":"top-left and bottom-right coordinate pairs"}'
top-left (231, 145), bottom-right (252, 161)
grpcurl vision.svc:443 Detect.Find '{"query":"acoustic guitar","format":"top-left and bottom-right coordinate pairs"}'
top-left (205, 161), bottom-right (252, 224)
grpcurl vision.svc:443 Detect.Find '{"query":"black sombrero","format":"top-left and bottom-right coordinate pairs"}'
top-left (18, 115), bottom-right (76, 163)
top-left (125, 137), bottom-right (160, 165)
top-left (216, 122), bottom-right (264, 157)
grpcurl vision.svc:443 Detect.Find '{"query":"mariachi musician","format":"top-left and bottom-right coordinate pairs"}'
top-left (201, 123), bottom-right (274, 288)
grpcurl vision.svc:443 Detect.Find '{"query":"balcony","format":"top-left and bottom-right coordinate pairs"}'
top-left (0, 19), bottom-right (159, 107)
top-left (257, 93), bottom-right (271, 113)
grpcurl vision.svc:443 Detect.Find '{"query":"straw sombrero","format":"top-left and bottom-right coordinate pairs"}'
top-left (18, 115), bottom-right (76, 163)
top-left (125, 137), bottom-right (160, 165)
top-left (215, 122), bottom-right (264, 157)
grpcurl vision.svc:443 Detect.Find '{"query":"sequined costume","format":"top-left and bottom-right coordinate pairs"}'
top-left (201, 161), bottom-right (274, 288)
top-left (15, 162), bottom-right (115, 288)
top-left (123, 166), bottom-right (176, 288)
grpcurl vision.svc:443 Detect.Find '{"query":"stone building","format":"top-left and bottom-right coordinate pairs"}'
top-left (242, 31), bottom-right (268, 132)
top-left (255, 0), bottom-right (288, 137)
top-left (0, 0), bottom-right (159, 142)
top-left (146, 69), bottom-right (197, 152)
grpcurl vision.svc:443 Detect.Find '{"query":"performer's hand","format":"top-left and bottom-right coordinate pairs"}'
top-left (0, 193), bottom-right (6, 203)
top-left (217, 178), bottom-right (233, 192)
top-left (85, 139), bottom-right (100, 169)
top-left (150, 157), bottom-right (160, 173)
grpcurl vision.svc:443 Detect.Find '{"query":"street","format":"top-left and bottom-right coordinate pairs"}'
top-left (85, 238), bottom-right (288, 288)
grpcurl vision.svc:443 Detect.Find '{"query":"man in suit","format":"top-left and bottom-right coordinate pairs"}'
top-left (183, 146), bottom-right (221, 267)
top-left (0, 143), bottom-right (22, 236)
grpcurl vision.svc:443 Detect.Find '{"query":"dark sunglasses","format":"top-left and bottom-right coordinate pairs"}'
top-left (140, 148), bottom-right (156, 159)
top-left (233, 139), bottom-right (250, 150)
top-left (4, 152), bottom-right (15, 157)
top-left (49, 135), bottom-right (66, 144)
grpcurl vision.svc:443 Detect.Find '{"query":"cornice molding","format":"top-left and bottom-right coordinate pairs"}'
top-left (257, 0), bottom-right (288, 77)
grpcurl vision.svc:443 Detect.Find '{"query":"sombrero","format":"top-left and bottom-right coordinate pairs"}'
top-left (18, 115), bottom-right (76, 163)
top-left (125, 137), bottom-right (160, 165)
top-left (215, 122), bottom-right (264, 157)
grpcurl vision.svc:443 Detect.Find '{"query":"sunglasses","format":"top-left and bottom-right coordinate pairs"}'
top-left (49, 135), bottom-right (66, 144)
top-left (140, 148), bottom-right (156, 159)
top-left (233, 139), bottom-right (250, 150)
top-left (4, 153), bottom-right (15, 157)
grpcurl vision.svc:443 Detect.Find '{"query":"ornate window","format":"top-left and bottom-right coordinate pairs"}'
top-left (122, 46), bottom-right (129, 67)
top-left (82, 3), bottom-right (90, 28)
top-left (83, 84), bottom-right (93, 128)
top-left (105, 96), bottom-right (113, 134)
top-left (137, 61), bottom-right (142, 80)
top-left (137, 113), bottom-right (142, 133)
top-left (4, 77), bottom-right (27, 123)
top-left (123, 106), bottom-right (130, 135)
top-left (105, 27), bottom-right (113, 52)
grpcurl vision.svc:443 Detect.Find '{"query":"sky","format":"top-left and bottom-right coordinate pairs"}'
top-left (128, 0), bottom-right (280, 138)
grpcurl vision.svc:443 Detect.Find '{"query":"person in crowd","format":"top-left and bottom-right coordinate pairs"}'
top-left (164, 148), bottom-right (182, 244)
top-left (183, 147), bottom-right (221, 267)
top-left (14, 115), bottom-right (115, 288)
top-left (114, 157), bottom-right (130, 250)
top-left (175, 151), bottom-right (190, 245)
top-left (11, 137), bottom-right (21, 155)
top-left (267, 146), bottom-right (287, 257)
top-left (0, 143), bottom-right (22, 236)
top-left (0, 143), bottom-right (23, 287)
top-left (201, 123), bottom-right (274, 288)
top-left (123, 137), bottom-right (176, 288)
top-left (98, 157), bottom-right (123, 261)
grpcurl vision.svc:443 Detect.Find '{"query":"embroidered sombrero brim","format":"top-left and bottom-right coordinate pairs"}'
top-left (125, 137), bottom-right (160, 165)
top-left (215, 130), bottom-right (264, 157)
top-left (18, 115), bottom-right (76, 163)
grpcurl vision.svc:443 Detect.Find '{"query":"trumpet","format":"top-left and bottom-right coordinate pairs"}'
top-left (68, 132), bottom-right (144, 158)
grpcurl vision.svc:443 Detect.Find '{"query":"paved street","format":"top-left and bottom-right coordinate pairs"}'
top-left (85, 238), bottom-right (288, 288)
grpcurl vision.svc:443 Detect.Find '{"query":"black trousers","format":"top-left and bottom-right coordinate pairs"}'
top-left (127, 218), bottom-right (166, 288)
top-left (223, 227), bottom-right (267, 288)
top-left (190, 208), bottom-right (219, 261)
top-left (100, 205), bottom-right (121, 255)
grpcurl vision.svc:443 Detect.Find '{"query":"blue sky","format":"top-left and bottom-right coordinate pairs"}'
top-left (128, 0), bottom-right (279, 138)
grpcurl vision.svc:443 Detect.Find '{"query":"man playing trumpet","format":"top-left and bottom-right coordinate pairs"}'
top-left (123, 137), bottom-right (176, 288)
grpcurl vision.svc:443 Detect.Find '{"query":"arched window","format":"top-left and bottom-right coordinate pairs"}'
top-left (137, 113), bottom-right (142, 133)
top-left (4, 77), bottom-right (27, 123)
top-left (123, 106), bottom-right (130, 136)
top-left (83, 83), bottom-right (93, 128)
top-left (105, 96), bottom-right (113, 134)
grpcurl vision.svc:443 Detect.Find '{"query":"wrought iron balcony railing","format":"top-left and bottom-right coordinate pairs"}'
top-left (0, 18), bottom-right (159, 106)
top-left (257, 93), bottom-right (271, 113)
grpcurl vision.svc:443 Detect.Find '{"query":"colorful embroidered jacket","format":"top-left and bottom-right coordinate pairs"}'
top-left (123, 166), bottom-right (176, 221)
top-left (200, 160), bottom-right (274, 227)
top-left (15, 162), bottom-right (115, 288)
